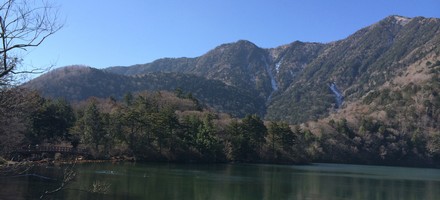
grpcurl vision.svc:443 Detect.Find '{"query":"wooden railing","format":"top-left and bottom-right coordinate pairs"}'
top-left (11, 146), bottom-right (89, 155)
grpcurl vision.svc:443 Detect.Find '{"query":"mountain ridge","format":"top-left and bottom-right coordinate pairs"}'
top-left (26, 15), bottom-right (440, 125)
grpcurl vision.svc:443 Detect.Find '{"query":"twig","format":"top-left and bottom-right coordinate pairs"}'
top-left (39, 161), bottom-right (77, 199)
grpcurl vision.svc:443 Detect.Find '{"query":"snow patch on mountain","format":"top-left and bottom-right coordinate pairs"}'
top-left (329, 82), bottom-right (343, 108)
top-left (394, 16), bottom-right (411, 26)
top-left (275, 57), bottom-right (284, 74)
top-left (266, 64), bottom-right (278, 91)
top-left (262, 56), bottom-right (279, 102)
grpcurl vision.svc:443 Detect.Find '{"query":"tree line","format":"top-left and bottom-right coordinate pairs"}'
top-left (2, 88), bottom-right (439, 167)
top-left (0, 89), bottom-right (308, 164)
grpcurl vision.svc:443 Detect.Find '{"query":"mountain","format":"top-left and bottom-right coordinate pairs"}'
top-left (26, 15), bottom-right (440, 125)
top-left (26, 65), bottom-right (265, 117)
top-left (267, 15), bottom-right (440, 122)
top-left (106, 40), bottom-right (325, 101)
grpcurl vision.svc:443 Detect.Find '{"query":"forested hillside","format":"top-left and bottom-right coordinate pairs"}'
top-left (29, 16), bottom-right (440, 124)
top-left (26, 65), bottom-right (265, 117)
top-left (19, 15), bottom-right (440, 167)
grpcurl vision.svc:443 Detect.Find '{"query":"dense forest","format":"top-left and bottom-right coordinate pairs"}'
top-left (1, 89), bottom-right (307, 164)
top-left (1, 88), bottom-right (439, 167)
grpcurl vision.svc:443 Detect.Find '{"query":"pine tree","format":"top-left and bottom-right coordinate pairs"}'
top-left (83, 101), bottom-right (105, 150)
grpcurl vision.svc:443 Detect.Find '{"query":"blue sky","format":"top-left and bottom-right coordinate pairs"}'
top-left (23, 0), bottom-right (440, 70)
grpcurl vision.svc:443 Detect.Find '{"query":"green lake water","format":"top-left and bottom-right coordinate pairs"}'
top-left (1, 162), bottom-right (440, 200)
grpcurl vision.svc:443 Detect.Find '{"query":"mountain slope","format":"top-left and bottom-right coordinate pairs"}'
top-left (106, 40), bottom-right (326, 100)
top-left (266, 16), bottom-right (440, 123)
top-left (28, 15), bottom-right (440, 125)
top-left (26, 66), bottom-right (266, 117)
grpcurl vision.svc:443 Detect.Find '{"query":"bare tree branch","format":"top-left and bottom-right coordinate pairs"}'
top-left (0, 0), bottom-right (62, 85)
top-left (39, 161), bottom-right (77, 199)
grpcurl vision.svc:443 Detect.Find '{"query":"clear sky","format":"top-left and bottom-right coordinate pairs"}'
top-left (23, 0), bottom-right (440, 70)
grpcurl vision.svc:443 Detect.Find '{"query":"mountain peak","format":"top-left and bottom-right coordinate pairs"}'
top-left (207, 39), bottom-right (260, 56)
top-left (388, 15), bottom-right (411, 26)
top-left (363, 15), bottom-right (412, 33)
top-left (368, 15), bottom-right (412, 28)
top-left (235, 39), bottom-right (256, 46)
top-left (216, 40), bottom-right (258, 50)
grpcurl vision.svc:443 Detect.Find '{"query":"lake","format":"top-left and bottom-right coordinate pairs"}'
top-left (1, 162), bottom-right (440, 200)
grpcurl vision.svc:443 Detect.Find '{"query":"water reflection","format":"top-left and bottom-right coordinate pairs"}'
top-left (1, 163), bottom-right (440, 200)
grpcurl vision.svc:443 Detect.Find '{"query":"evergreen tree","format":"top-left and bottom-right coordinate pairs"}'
top-left (267, 122), bottom-right (281, 158)
top-left (195, 115), bottom-right (221, 161)
top-left (82, 101), bottom-right (105, 150)
top-left (28, 98), bottom-right (75, 144)
top-left (241, 114), bottom-right (267, 159)
top-left (225, 120), bottom-right (246, 161)
top-left (268, 122), bottom-right (295, 159)
top-left (279, 122), bottom-right (295, 152)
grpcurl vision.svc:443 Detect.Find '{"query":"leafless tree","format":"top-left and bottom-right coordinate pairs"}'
top-left (0, 88), bottom-right (40, 154)
top-left (0, 0), bottom-right (62, 152)
top-left (0, 0), bottom-right (62, 85)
